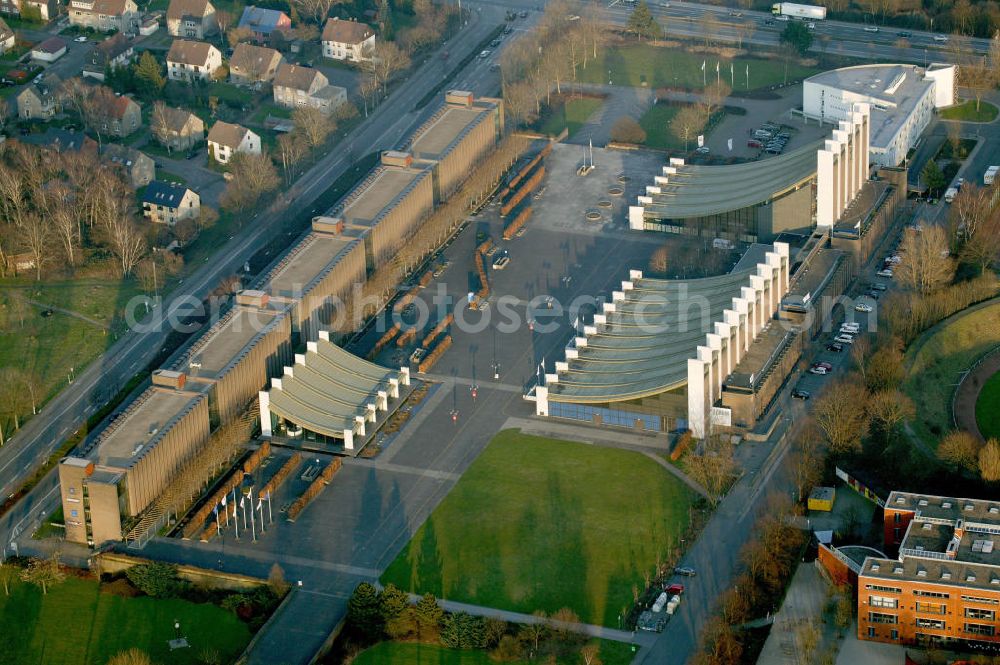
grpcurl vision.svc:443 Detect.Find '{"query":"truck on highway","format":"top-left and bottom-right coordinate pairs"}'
top-left (771, 2), bottom-right (827, 20)
top-left (985, 165), bottom-right (999, 186)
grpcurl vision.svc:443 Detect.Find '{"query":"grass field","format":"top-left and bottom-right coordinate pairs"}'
top-left (353, 640), bottom-right (634, 665)
top-left (381, 430), bottom-right (696, 628)
top-left (638, 104), bottom-right (682, 150)
top-left (0, 576), bottom-right (252, 665)
top-left (0, 279), bottom-right (143, 418)
top-left (535, 96), bottom-right (603, 138)
top-left (904, 300), bottom-right (1000, 447)
top-left (575, 45), bottom-right (819, 91)
top-left (940, 100), bottom-right (999, 123)
top-left (977, 372), bottom-right (1000, 441)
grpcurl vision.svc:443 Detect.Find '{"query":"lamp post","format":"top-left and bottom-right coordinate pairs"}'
top-left (173, 620), bottom-right (180, 639)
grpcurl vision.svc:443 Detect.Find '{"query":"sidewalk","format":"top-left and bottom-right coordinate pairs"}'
top-left (756, 563), bottom-right (836, 665)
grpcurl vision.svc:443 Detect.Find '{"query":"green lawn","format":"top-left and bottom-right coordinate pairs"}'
top-left (977, 371), bottom-right (1000, 441)
top-left (576, 45), bottom-right (820, 91)
top-left (904, 301), bottom-right (1000, 447)
top-left (381, 430), bottom-right (696, 628)
top-left (638, 104), bottom-right (681, 149)
top-left (535, 96), bottom-right (603, 138)
top-left (354, 640), bottom-right (634, 665)
top-left (0, 576), bottom-right (252, 665)
top-left (0, 278), bottom-right (143, 417)
top-left (940, 100), bottom-right (999, 123)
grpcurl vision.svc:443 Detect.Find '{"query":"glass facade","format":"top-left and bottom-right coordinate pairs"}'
top-left (549, 401), bottom-right (662, 432)
top-left (643, 202), bottom-right (762, 243)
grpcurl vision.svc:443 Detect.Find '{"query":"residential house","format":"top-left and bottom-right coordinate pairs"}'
top-left (96, 94), bottom-right (142, 138)
top-left (30, 36), bottom-right (67, 62)
top-left (237, 5), bottom-right (290, 44)
top-left (142, 180), bottom-right (201, 225)
top-left (228, 42), bottom-right (282, 87)
top-left (0, 18), bottom-right (14, 55)
top-left (153, 105), bottom-right (204, 152)
top-left (321, 18), bottom-right (374, 62)
top-left (207, 120), bottom-right (260, 164)
top-left (83, 33), bottom-right (135, 80)
top-left (166, 39), bottom-right (222, 82)
top-left (16, 73), bottom-right (61, 120)
top-left (68, 0), bottom-right (139, 33)
top-left (166, 0), bottom-right (215, 39)
top-left (17, 127), bottom-right (98, 156)
top-left (272, 63), bottom-right (346, 115)
top-left (102, 144), bottom-right (154, 187)
top-left (0, 0), bottom-right (59, 22)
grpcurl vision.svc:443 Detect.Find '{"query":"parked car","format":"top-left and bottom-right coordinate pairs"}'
top-left (814, 361), bottom-right (833, 370)
top-left (833, 335), bottom-right (855, 345)
top-left (872, 283), bottom-right (888, 291)
top-left (747, 139), bottom-right (762, 148)
top-left (897, 31), bottom-right (912, 37)
top-left (665, 583), bottom-right (685, 595)
top-left (855, 303), bottom-right (874, 313)
top-left (792, 389), bottom-right (811, 400)
top-left (74, 35), bottom-right (88, 42)
top-left (827, 343), bottom-right (844, 352)
top-left (876, 269), bottom-right (894, 278)
top-left (695, 146), bottom-right (710, 154)
top-left (479, 49), bottom-right (491, 58)
top-left (934, 34), bottom-right (948, 42)
top-left (809, 366), bottom-right (828, 375)
top-left (864, 25), bottom-right (879, 32)
top-left (674, 566), bottom-right (697, 577)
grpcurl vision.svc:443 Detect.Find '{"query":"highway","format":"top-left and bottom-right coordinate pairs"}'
top-left (0, 5), bottom-right (508, 555)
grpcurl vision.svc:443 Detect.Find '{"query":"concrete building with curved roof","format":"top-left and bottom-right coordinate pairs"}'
top-left (629, 144), bottom-right (820, 243)
top-left (259, 331), bottom-right (409, 451)
top-left (533, 242), bottom-right (791, 438)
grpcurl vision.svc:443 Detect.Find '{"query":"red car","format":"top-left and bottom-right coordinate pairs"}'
top-left (666, 583), bottom-right (685, 595)
top-left (747, 139), bottom-right (762, 148)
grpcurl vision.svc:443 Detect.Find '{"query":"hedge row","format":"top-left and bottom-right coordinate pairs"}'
top-left (287, 458), bottom-right (343, 521)
top-left (422, 313), bottom-right (454, 349)
top-left (418, 335), bottom-right (452, 373)
top-left (370, 323), bottom-right (401, 359)
top-left (502, 207), bottom-right (532, 241)
top-left (500, 167), bottom-right (545, 216)
top-left (396, 327), bottom-right (417, 347)
top-left (181, 442), bottom-right (270, 539)
top-left (258, 452), bottom-right (301, 500)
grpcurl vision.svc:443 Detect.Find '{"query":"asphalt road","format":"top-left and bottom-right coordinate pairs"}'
top-left (0, 6), bottom-right (507, 553)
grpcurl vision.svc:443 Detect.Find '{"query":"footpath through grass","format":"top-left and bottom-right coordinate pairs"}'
top-left (353, 640), bottom-right (634, 665)
top-left (0, 575), bottom-right (251, 665)
top-left (940, 99), bottom-right (999, 123)
top-left (382, 429), bottom-right (696, 628)
top-left (977, 372), bottom-right (1000, 441)
top-left (904, 300), bottom-right (1000, 447)
top-left (576, 44), bottom-right (819, 91)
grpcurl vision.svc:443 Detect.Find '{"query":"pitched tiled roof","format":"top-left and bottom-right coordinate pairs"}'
top-left (103, 143), bottom-right (150, 168)
top-left (159, 105), bottom-right (202, 133)
top-left (273, 63), bottom-right (324, 91)
top-left (143, 180), bottom-right (192, 208)
top-left (238, 5), bottom-right (288, 33)
top-left (96, 33), bottom-right (132, 60)
top-left (207, 120), bottom-right (250, 149)
top-left (34, 36), bottom-right (67, 54)
top-left (166, 0), bottom-right (212, 20)
top-left (104, 95), bottom-right (138, 120)
top-left (75, 0), bottom-right (131, 16)
top-left (167, 38), bottom-right (218, 66)
top-left (229, 42), bottom-right (281, 75)
top-left (321, 17), bottom-right (374, 44)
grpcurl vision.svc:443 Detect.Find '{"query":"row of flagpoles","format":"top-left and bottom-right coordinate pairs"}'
top-left (211, 487), bottom-right (273, 542)
top-left (700, 60), bottom-right (751, 88)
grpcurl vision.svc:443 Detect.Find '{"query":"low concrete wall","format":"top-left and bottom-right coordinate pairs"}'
top-left (95, 551), bottom-right (266, 591)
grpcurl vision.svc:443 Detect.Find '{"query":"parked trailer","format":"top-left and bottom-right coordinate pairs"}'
top-left (985, 165), bottom-right (999, 186)
top-left (771, 2), bottom-right (826, 19)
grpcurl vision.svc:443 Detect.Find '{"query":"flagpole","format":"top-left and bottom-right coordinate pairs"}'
top-left (234, 501), bottom-right (239, 539)
top-left (267, 491), bottom-right (273, 524)
top-left (250, 497), bottom-right (256, 542)
top-left (215, 507), bottom-right (221, 536)
top-left (242, 498), bottom-right (248, 540)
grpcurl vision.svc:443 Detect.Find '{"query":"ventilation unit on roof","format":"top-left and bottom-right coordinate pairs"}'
top-left (894, 567), bottom-right (904, 574)
top-left (919, 499), bottom-right (929, 506)
top-left (917, 569), bottom-right (927, 577)
top-left (943, 501), bottom-right (952, 509)
top-left (942, 571), bottom-right (951, 580)
top-left (967, 504), bottom-right (976, 512)
top-left (871, 563), bottom-right (880, 571)
top-left (923, 523), bottom-right (933, 530)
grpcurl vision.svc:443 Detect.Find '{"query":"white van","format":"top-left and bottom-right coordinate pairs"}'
top-left (944, 187), bottom-right (959, 203)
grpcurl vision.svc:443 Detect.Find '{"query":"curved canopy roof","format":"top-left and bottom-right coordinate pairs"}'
top-left (267, 339), bottom-right (399, 438)
top-left (548, 270), bottom-right (753, 404)
top-left (643, 141), bottom-right (822, 220)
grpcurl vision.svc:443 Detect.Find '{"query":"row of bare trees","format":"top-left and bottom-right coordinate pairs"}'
top-left (0, 141), bottom-right (147, 280)
top-left (500, 0), bottom-right (607, 127)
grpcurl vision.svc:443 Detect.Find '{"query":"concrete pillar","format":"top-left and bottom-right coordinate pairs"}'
top-left (535, 386), bottom-right (549, 416)
top-left (377, 390), bottom-right (388, 411)
top-left (343, 428), bottom-right (354, 450)
top-left (388, 377), bottom-right (399, 399)
top-left (318, 330), bottom-right (331, 342)
top-left (740, 288), bottom-right (759, 340)
top-left (366, 403), bottom-right (377, 422)
top-left (400, 367), bottom-right (410, 386)
top-left (259, 391), bottom-right (272, 437)
top-left (724, 310), bottom-right (742, 364)
top-left (707, 334), bottom-right (723, 395)
top-left (355, 414), bottom-right (366, 437)
top-left (306, 341), bottom-right (318, 353)
top-left (817, 146), bottom-right (835, 228)
top-left (714, 321), bottom-right (733, 379)
top-left (687, 358), bottom-right (707, 438)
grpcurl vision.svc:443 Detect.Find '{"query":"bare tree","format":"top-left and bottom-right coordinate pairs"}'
top-left (867, 389), bottom-right (915, 440)
top-left (580, 643), bottom-right (603, 665)
top-left (0, 560), bottom-right (17, 595)
top-left (106, 649), bottom-right (154, 665)
top-left (700, 81), bottom-right (731, 124)
top-left (361, 42), bottom-right (411, 96)
top-left (277, 132), bottom-right (308, 184)
top-left (896, 225), bottom-right (954, 294)
top-left (938, 430), bottom-right (982, 474)
top-left (813, 379), bottom-right (870, 454)
top-left (672, 105), bottom-right (706, 152)
top-left (980, 439), bottom-right (1000, 482)
top-left (292, 107), bottom-right (335, 148)
top-left (289, 0), bottom-right (341, 24)
top-left (221, 152), bottom-right (280, 211)
top-left (149, 101), bottom-right (175, 152)
top-left (92, 173), bottom-right (145, 276)
top-left (951, 184), bottom-right (1000, 271)
top-left (214, 9), bottom-right (233, 34)
top-left (15, 213), bottom-right (50, 280)
top-left (20, 553), bottom-right (66, 595)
